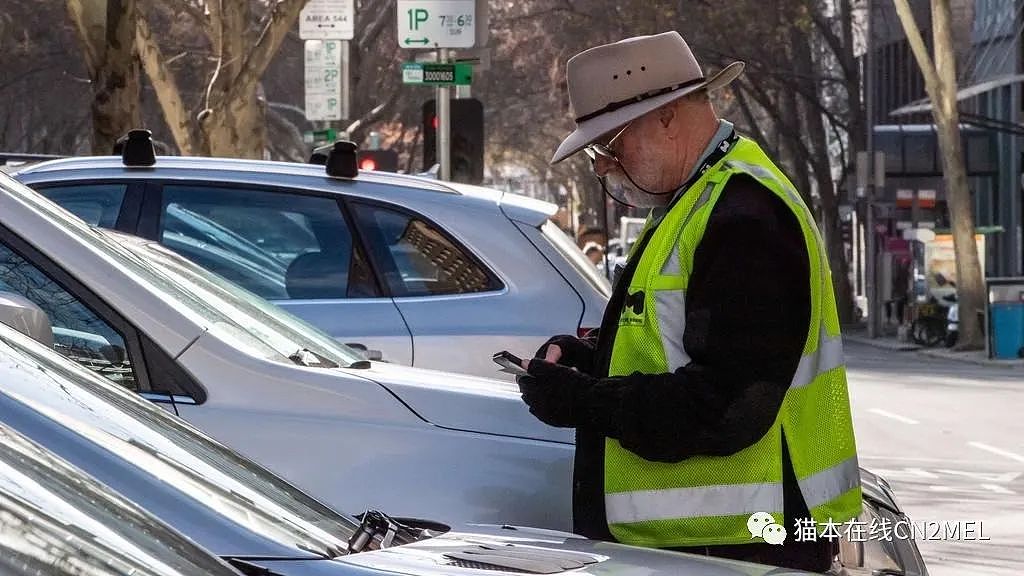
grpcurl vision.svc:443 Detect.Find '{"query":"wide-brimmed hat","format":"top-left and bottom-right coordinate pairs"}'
top-left (551, 31), bottom-right (744, 164)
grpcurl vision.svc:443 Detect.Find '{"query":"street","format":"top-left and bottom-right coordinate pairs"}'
top-left (846, 342), bottom-right (1024, 576)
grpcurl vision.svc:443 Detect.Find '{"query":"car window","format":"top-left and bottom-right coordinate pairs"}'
top-left (159, 185), bottom-right (377, 300)
top-left (36, 184), bottom-right (127, 228)
top-left (352, 202), bottom-right (500, 297)
top-left (541, 220), bottom-right (612, 298)
top-left (0, 240), bottom-right (138, 390)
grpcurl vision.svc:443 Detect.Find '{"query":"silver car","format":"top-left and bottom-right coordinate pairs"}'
top-left (0, 421), bottom-right (242, 576)
top-left (0, 170), bottom-right (575, 529)
top-left (0, 302), bottom-right (923, 576)
top-left (14, 154), bottom-right (610, 378)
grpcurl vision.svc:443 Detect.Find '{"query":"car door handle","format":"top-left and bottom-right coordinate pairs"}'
top-left (345, 342), bottom-right (384, 361)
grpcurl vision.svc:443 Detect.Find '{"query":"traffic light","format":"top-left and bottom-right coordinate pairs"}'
top-left (839, 217), bottom-right (853, 244)
top-left (356, 149), bottom-right (399, 173)
top-left (422, 98), bottom-right (484, 184)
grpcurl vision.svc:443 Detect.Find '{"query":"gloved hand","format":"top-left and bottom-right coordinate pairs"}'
top-left (517, 359), bottom-right (597, 428)
top-left (533, 334), bottom-right (597, 375)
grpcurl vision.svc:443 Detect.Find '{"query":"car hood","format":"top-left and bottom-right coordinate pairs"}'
top-left (351, 362), bottom-right (573, 445)
top-left (338, 524), bottom-right (814, 575)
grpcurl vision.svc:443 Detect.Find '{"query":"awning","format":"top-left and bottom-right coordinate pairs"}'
top-left (889, 74), bottom-right (1024, 116)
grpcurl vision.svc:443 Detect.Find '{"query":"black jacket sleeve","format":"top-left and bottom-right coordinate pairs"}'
top-left (582, 174), bottom-right (811, 462)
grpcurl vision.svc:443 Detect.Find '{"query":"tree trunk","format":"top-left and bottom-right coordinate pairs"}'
top-left (893, 0), bottom-right (986, 349)
top-left (790, 9), bottom-right (856, 323)
top-left (933, 0), bottom-right (985, 350)
top-left (197, 0), bottom-right (306, 158)
top-left (838, 0), bottom-right (865, 171)
top-left (67, 0), bottom-right (142, 154)
top-left (203, 86), bottom-right (267, 158)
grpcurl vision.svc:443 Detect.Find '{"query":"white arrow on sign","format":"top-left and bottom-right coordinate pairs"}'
top-left (300, 0), bottom-right (354, 40)
top-left (397, 0), bottom-right (475, 49)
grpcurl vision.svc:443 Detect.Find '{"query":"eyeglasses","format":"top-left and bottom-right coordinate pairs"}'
top-left (584, 121), bottom-right (633, 163)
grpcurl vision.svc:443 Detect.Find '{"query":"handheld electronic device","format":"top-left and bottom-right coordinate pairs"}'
top-left (492, 351), bottom-right (529, 376)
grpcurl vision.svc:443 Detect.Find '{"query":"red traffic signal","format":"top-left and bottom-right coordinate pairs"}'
top-left (356, 149), bottom-right (399, 173)
top-left (422, 98), bottom-right (484, 184)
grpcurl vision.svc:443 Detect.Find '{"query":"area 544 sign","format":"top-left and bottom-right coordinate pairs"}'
top-left (300, 0), bottom-right (354, 40)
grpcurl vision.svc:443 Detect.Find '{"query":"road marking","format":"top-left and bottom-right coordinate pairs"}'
top-left (937, 469), bottom-right (1021, 483)
top-left (929, 484), bottom-right (1016, 494)
top-left (859, 455), bottom-right (1002, 465)
top-left (969, 441), bottom-right (1024, 463)
top-left (868, 408), bottom-right (919, 424)
top-left (871, 467), bottom-right (939, 480)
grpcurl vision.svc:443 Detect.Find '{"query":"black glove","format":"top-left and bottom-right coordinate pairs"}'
top-left (517, 359), bottom-right (597, 428)
top-left (533, 334), bottom-right (597, 375)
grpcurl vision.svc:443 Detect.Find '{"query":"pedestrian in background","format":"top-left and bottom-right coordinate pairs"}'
top-left (583, 241), bottom-right (605, 267)
top-left (514, 31), bottom-right (861, 572)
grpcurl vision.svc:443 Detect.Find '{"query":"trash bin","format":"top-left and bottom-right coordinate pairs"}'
top-left (987, 277), bottom-right (1024, 359)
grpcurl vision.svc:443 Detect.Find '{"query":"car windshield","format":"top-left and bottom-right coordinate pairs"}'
top-left (0, 325), bottom-right (362, 557)
top-left (111, 232), bottom-right (365, 368)
top-left (0, 424), bottom-right (241, 576)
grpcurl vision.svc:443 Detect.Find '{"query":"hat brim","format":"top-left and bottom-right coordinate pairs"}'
top-left (550, 61), bottom-right (745, 164)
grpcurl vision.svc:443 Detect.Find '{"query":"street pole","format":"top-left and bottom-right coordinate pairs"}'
top-left (341, 40), bottom-right (351, 124)
top-left (437, 48), bottom-right (451, 181)
top-left (865, 0), bottom-right (879, 338)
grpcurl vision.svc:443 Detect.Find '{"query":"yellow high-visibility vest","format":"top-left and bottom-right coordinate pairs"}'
top-left (604, 136), bottom-right (861, 548)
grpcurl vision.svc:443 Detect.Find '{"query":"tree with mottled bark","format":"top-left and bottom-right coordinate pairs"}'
top-left (66, 0), bottom-right (142, 154)
top-left (892, 0), bottom-right (985, 350)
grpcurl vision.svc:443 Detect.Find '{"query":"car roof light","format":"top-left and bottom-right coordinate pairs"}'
top-left (114, 129), bottom-right (156, 167)
top-left (310, 140), bottom-right (358, 179)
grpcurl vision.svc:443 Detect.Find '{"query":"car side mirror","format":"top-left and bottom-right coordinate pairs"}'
top-left (0, 292), bottom-right (54, 347)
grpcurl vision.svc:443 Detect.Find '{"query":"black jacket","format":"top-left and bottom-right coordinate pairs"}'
top-left (574, 174), bottom-right (835, 571)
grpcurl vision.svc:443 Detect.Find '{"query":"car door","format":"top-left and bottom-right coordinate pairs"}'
top-left (0, 227), bottom-right (205, 413)
top-left (349, 199), bottom-right (546, 376)
top-left (141, 183), bottom-right (413, 365)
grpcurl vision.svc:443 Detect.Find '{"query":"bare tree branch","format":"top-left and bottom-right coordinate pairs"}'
top-left (892, 0), bottom-right (942, 98)
top-left (224, 0), bottom-right (306, 104)
top-left (357, 0), bottom-right (396, 53)
top-left (136, 5), bottom-right (198, 154)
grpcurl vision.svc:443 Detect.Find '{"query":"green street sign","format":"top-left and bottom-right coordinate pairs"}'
top-left (303, 128), bottom-right (337, 144)
top-left (402, 62), bottom-right (472, 86)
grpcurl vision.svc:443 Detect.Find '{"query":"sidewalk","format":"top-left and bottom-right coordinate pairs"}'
top-left (842, 326), bottom-right (1024, 368)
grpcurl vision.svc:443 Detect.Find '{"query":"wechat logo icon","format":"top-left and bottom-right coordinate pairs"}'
top-left (747, 512), bottom-right (787, 545)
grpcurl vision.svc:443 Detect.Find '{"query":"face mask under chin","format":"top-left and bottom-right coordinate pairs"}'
top-left (603, 172), bottom-right (671, 208)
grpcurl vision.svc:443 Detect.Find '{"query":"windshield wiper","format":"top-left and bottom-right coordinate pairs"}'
top-left (288, 348), bottom-right (338, 369)
top-left (347, 510), bottom-right (428, 554)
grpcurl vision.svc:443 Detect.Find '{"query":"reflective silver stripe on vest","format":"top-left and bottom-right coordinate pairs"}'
top-left (798, 456), bottom-right (861, 511)
top-left (662, 182), bottom-right (717, 276)
top-left (726, 160), bottom-right (825, 250)
top-left (791, 332), bottom-right (845, 389)
top-left (662, 239), bottom-right (683, 276)
top-left (726, 160), bottom-right (802, 204)
top-left (606, 481), bottom-right (784, 523)
top-left (655, 290), bottom-right (690, 370)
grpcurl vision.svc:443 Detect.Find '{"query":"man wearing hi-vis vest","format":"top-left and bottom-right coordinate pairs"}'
top-left (514, 31), bottom-right (862, 572)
